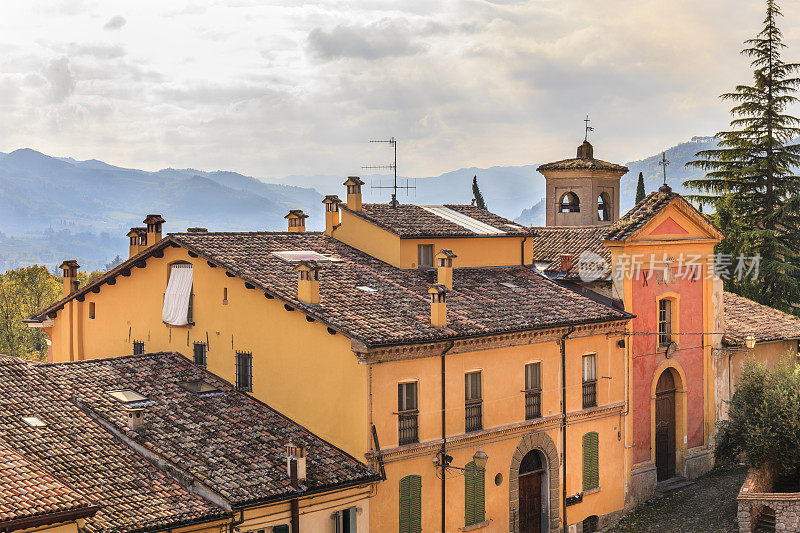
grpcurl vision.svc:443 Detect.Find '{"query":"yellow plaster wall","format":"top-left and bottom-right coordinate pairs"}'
top-left (47, 245), bottom-right (370, 458)
top-left (17, 522), bottom-right (79, 533)
top-left (332, 210), bottom-right (402, 266)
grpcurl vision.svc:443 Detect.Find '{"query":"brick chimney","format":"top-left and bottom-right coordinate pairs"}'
top-left (322, 195), bottom-right (342, 236)
top-left (126, 227), bottom-right (146, 258)
top-left (295, 260), bottom-right (321, 305)
top-left (435, 249), bottom-right (457, 290)
top-left (344, 176), bottom-right (364, 212)
top-left (560, 253), bottom-right (573, 273)
top-left (285, 210), bottom-right (308, 233)
top-left (59, 260), bottom-right (80, 297)
top-left (286, 441), bottom-right (307, 483)
top-left (143, 215), bottom-right (165, 247)
top-left (428, 284), bottom-right (448, 328)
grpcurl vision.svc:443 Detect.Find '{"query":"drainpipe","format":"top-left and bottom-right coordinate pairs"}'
top-left (229, 510), bottom-right (244, 532)
top-left (440, 340), bottom-right (455, 533)
top-left (520, 236), bottom-right (528, 266)
top-left (290, 459), bottom-right (300, 533)
top-left (560, 326), bottom-right (574, 531)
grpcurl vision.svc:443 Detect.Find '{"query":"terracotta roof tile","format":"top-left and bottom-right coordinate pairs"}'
top-left (529, 226), bottom-right (611, 279)
top-left (723, 292), bottom-right (800, 345)
top-left (604, 186), bottom-right (678, 241)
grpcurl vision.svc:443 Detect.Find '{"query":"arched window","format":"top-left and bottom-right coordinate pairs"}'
top-left (582, 432), bottom-right (599, 491)
top-left (559, 192), bottom-right (580, 213)
top-left (399, 475), bottom-right (422, 533)
top-left (465, 461), bottom-right (485, 526)
top-left (598, 193), bottom-right (611, 221)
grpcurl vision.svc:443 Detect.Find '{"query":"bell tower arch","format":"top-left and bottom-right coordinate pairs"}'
top-left (538, 140), bottom-right (628, 227)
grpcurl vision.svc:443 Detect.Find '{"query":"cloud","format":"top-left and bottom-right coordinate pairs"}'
top-left (103, 15), bottom-right (126, 30)
top-left (68, 43), bottom-right (126, 59)
top-left (308, 19), bottom-right (427, 60)
top-left (42, 57), bottom-right (75, 103)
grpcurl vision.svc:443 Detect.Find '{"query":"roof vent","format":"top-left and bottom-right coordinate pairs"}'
top-left (271, 251), bottom-right (343, 264)
top-left (108, 389), bottom-right (148, 404)
top-left (179, 379), bottom-right (219, 394)
top-left (357, 286), bottom-right (377, 293)
top-left (560, 254), bottom-right (573, 273)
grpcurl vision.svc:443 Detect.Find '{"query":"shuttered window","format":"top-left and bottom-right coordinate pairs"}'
top-left (582, 432), bottom-right (599, 491)
top-left (235, 352), bottom-right (252, 392)
top-left (133, 341), bottom-right (144, 355)
top-left (333, 507), bottom-right (357, 533)
top-left (464, 461), bottom-right (485, 526)
top-left (399, 475), bottom-right (422, 533)
top-left (193, 342), bottom-right (207, 369)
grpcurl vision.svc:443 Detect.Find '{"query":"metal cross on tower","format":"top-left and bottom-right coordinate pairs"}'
top-left (362, 137), bottom-right (415, 208)
top-left (584, 115), bottom-right (594, 142)
top-left (659, 152), bottom-right (670, 185)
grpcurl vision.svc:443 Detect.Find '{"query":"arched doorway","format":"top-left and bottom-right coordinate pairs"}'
top-left (655, 369), bottom-right (677, 481)
top-left (519, 450), bottom-right (547, 533)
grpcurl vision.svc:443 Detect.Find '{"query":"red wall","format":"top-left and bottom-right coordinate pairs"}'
top-left (631, 267), bottom-right (705, 464)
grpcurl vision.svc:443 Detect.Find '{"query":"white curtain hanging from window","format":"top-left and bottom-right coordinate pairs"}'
top-left (162, 264), bottom-right (193, 326)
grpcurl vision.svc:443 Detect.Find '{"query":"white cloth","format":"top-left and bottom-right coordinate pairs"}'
top-left (162, 264), bottom-right (193, 325)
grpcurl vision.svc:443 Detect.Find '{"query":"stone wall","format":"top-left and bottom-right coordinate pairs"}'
top-left (737, 467), bottom-right (800, 532)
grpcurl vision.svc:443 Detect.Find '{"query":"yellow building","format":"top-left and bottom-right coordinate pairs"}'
top-left (32, 179), bottom-right (634, 532)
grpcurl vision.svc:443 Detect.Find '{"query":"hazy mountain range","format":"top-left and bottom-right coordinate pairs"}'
top-left (0, 137), bottom-right (717, 271)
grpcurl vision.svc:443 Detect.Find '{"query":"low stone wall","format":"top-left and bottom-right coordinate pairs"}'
top-left (737, 467), bottom-right (800, 532)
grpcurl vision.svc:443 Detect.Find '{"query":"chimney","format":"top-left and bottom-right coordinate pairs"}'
top-left (286, 441), bottom-right (307, 483)
top-left (295, 260), bottom-right (321, 305)
top-left (126, 227), bottom-right (146, 258)
top-left (285, 210), bottom-right (308, 233)
top-left (125, 406), bottom-right (145, 430)
top-left (344, 176), bottom-right (364, 212)
top-left (59, 260), bottom-right (80, 296)
top-left (435, 249), bottom-right (457, 290)
top-left (143, 215), bottom-right (165, 247)
top-left (428, 284), bottom-right (448, 328)
top-left (322, 195), bottom-right (342, 236)
top-left (560, 253), bottom-right (573, 272)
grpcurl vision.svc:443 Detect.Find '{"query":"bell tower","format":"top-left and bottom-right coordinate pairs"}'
top-left (538, 140), bottom-right (628, 227)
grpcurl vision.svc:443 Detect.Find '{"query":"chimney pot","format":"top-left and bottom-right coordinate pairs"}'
top-left (285, 210), bottom-right (308, 233)
top-left (59, 260), bottom-right (80, 296)
top-left (322, 195), bottom-right (342, 236)
top-left (125, 406), bottom-right (145, 430)
top-left (428, 284), bottom-right (448, 328)
top-left (344, 177), bottom-right (364, 212)
top-left (559, 253), bottom-right (573, 272)
top-left (435, 249), bottom-right (457, 290)
top-left (286, 441), bottom-right (307, 482)
top-left (143, 215), bottom-right (165, 247)
top-left (295, 261), bottom-right (321, 305)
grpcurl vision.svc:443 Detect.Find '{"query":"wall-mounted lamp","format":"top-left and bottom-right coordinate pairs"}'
top-left (434, 448), bottom-right (489, 475)
top-left (745, 334), bottom-right (756, 350)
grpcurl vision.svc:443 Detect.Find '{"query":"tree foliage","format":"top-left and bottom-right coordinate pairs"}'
top-left (635, 172), bottom-right (646, 204)
top-left (0, 266), bottom-right (61, 360)
top-left (685, 0), bottom-right (800, 312)
top-left (471, 176), bottom-right (487, 210)
top-left (716, 357), bottom-right (800, 480)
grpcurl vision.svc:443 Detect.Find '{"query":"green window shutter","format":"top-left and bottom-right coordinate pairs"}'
top-left (400, 475), bottom-right (422, 533)
top-left (464, 462), bottom-right (485, 526)
top-left (475, 465), bottom-right (485, 523)
top-left (582, 432), bottom-right (599, 491)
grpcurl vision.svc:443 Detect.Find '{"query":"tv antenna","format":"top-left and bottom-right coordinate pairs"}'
top-left (659, 152), bottom-right (670, 185)
top-left (584, 114), bottom-right (594, 142)
top-left (362, 137), bottom-right (415, 208)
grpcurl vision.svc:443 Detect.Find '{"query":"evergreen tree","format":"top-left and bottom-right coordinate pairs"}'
top-left (635, 172), bottom-right (646, 204)
top-left (686, 0), bottom-right (800, 312)
top-left (471, 176), bottom-right (487, 210)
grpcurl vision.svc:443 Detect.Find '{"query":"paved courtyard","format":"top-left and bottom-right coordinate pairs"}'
top-left (609, 464), bottom-right (748, 532)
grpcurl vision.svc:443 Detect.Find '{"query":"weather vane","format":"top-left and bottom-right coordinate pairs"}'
top-left (659, 152), bottom-right (670, 185)
top-left (362, 137), bottom-right (415, 208)
top-left (584, 115), bottom-right (594, 141)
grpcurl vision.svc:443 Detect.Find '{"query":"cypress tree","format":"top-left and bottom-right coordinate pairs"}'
top-left (471, 176), bottom-right (487, 210)
top-left (685, 0), bottom-right (800, 312)
top-left (635, 172), bottom-right (646, 204)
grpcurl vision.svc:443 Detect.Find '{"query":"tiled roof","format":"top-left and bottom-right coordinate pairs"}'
top-left (0, 356), bottom-right (227, 533)
top-left (537, 158), bottom-right (628, 172)
top-left (529, 226), bottom-right (611, 279)
top-left (604, 186), bottom-right (678, 241)
top-left (342, 203), bottom-right (534, 237)
top-left (723, 292), bottom-right (800, 345)
top-left (0, 441), bottom-right (98, 529)
top-left (165, 232), bottom-right (628, 346)
top-left (37, 352), bottom-right (379, 507)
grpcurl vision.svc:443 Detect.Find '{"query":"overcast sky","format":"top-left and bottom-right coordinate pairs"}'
top-left (1, 0), bottom-right (798, 179)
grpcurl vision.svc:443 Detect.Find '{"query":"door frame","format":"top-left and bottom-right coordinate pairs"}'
top-left (509, 432), bottom-right (560, 532)
top-left (649, 362), bottom-right (688, 476)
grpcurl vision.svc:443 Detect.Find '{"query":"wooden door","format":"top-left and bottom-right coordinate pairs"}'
top-left (519, 471), bottom-right (542, 533)
top-left (655, 370), bottom-right (676, 481)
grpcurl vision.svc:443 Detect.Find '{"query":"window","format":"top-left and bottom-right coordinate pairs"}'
top-left (332, 507), bottom-right (357, 533)
top-left (223, 287), bottom-right (228, 305)
top-left (236, 352), bottom-right (252, 392)
top-left (559, 192), bottom-right (580, 213)
top-left (582, 432), bottom-right (599, 491)
top-left (162, 263), bottom-right (194, 326)
top-left (658, 299), bottom-right (673, 347)
top-left (133, 341), bottom-right (145, 355)
top-left (398, 382), bottom-right (419, 445)
top-left (582, 354), bottom-right (597, 408)
top-left (417, 244), bottom-right (434, 268)
top-left (399, 475), bottom-right (422, 533)
top-left (524, 362), bottom-right (542, 420)
top-left (465, 371), bottom-right (482, 432)
top-left (464, 461), bottom-right (486, 526)
top-left (88, 302), bottom-right (96, 319)
top-left (272, 526), bottom-right (290, 533)
top-left (193, 342), bottom-right (207, 369)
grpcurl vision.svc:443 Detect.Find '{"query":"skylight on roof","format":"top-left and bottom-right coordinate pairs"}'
top-left (420, 206), bottom-right (506, 235)
top-left (500, 282), bottom-right (521, 290)
top-left (179, 380), bottom-right (219, 394)
top-left (271, 251), bottom-right (343, 263)
top-left (21, 416), bottom-right (46, 427)
top-left (108, 389), bottom-right (148, 404)
top-left (357, 286), bottom-right (378, 293)
top-left (504, 223), bottom-right (524, 229)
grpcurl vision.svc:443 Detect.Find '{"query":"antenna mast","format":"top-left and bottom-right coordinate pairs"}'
top-left (363, 137), bottom-right (414, 207)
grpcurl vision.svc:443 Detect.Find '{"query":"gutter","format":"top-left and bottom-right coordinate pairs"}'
top-left (0, 505), bottom-right (102, 533)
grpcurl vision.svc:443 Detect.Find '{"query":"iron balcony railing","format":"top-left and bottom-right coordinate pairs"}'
top-left (398, 411), bottom-right (419, 445)
top-left (582, 380), bottom-right (597, 409)
top-left (525, 390), bottom-right (542, 420)
top-left (465, 400), bottom-right (483, 432)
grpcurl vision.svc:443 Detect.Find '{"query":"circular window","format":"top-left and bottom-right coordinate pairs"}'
top-left (494, 473), bottom-right (503, 486)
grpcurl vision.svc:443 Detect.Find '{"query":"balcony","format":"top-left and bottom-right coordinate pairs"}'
top-left (398, 411), bottom-right (419, 445)
top-left (465, 401), bottom-right (483, 432)
top-left (582, 380), bottom-right (597, 409)
top-left (525, 390), bottom-right (542, 420)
